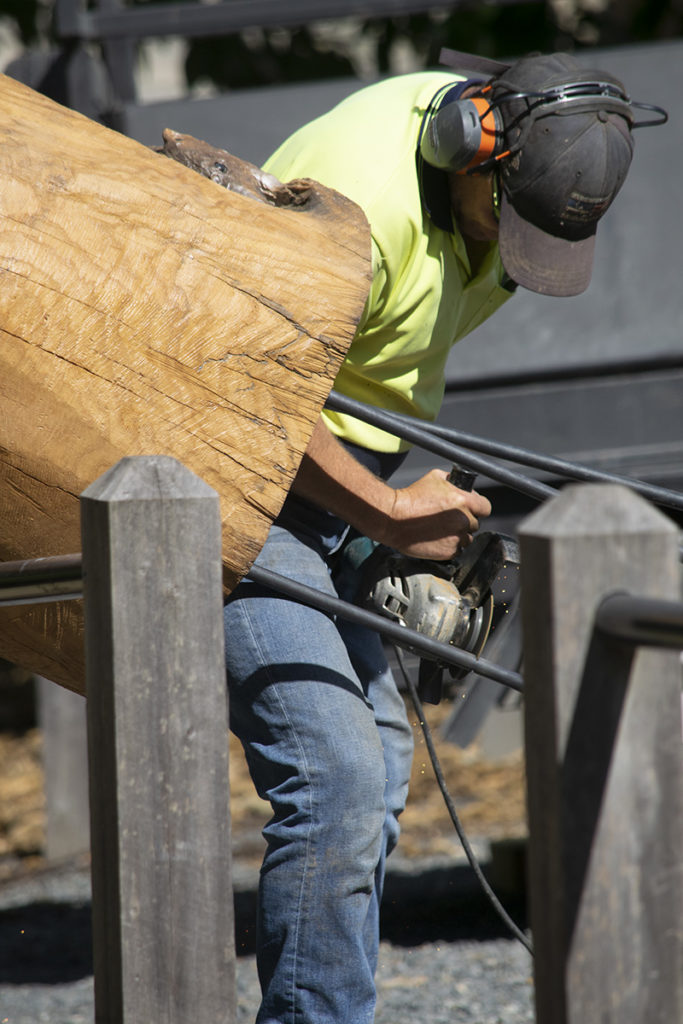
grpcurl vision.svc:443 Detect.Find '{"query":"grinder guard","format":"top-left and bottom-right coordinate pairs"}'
top-left (346, 531), bottom-right (520, 704)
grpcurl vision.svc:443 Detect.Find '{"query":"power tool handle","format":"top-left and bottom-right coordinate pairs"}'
top-left (448, 465), bottom-right (476, 492)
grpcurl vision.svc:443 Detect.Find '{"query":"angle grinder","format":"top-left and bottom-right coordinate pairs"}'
top-left (344, 466), bottom-right (520, 704)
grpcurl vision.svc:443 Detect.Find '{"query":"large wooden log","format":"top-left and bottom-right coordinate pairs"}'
top-left (0, 74), bottom-right (372, 694)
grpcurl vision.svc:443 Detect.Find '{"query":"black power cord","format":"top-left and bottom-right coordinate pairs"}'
top-left (393, 645), bottom-right (533, 956)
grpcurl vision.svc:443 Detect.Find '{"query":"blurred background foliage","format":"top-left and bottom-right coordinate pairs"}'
top-left (1, 0), bottom-right (682, 90)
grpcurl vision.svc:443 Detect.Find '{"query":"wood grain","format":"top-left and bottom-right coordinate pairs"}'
top-left (0, 74), bottom-right (371, 693)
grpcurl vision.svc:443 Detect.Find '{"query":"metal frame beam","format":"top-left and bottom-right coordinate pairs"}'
top-left (56, 0), bottom-right (532, 41)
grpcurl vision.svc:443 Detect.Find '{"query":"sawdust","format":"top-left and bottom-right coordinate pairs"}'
top-left (402, 703), bottom-right (527, 858)
top-left (0, 729), bottom-right (45, 876)
top-left (0, 700), bottom-right (527, 881)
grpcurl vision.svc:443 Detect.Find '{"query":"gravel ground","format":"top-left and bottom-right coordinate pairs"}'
top-left (0, 844), bottom-right (534, 1024)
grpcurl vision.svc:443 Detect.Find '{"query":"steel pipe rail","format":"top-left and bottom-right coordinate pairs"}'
top-left (56, 0), bottom-right (529, 41)
top-left (325, 390), bottom-right (557, 503)
top-left (0, 553), bottom-right (524, 692)
top-left (0, 553), bottom-right (83, 606)
top-left (326, 389), bottom-right (683, 514)
top-left (407, 412), bottom-right (683, 514)
top-left (596, 593), bottom-right (683, 649)
top-left (325, 392), bottom-right (683, 562)
top-left (248, 564), bottom-right (524, 691)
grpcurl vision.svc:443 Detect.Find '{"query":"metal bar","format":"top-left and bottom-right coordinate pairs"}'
top-left (419, 421), bottom-right (683, 514)
top-left (247, 564), bottom-right (524, 691)
top-left (0, 553), bottom-right (83, 604)
top-left (596, 593), bottom-right (683, 650)
top-left (326, 389), bottom-right (683, 516)
top-left (58, 0), bottom-right (529, 42)
top-left (326, 389), bottom-right (557, 502)
top-left (0, 552), bottom-right (524, 690)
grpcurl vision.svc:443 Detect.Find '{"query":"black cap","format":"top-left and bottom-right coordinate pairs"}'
top-left (493, 53), bottom-right (634, 296)
top-left (440, 50), bottom-right (636, 296)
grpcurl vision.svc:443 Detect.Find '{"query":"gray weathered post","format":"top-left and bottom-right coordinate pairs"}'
top-left (81, 455), bottom-right (235, 1024)
top-left (520, 483), bottom-right (683, 1024)
top-left (37, 677), bottom-right (90, 860)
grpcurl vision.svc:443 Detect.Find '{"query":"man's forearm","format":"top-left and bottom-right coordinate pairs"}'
top-left (292, 416), bottom-right (491, 560)
top-left (292, 417), bottom-right (396, 541)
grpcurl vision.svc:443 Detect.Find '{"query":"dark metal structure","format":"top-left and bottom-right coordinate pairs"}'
top-left (10, 0), bottom-right (540, 119)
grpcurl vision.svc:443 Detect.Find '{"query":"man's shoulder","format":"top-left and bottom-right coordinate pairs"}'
top-left (340, 70), bottom-right (463, 109)
top-left (265, 71), bottom-right (462, 168)
top-left (265, 71), bottom-right (461, 215)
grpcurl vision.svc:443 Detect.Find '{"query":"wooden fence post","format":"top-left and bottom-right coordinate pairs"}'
top-left (519, 483), bottom-right (683, 1024)
top-left (37, 677), bottom-right (90, 861)
top-left (81, 455), bottom-right (234, 1024)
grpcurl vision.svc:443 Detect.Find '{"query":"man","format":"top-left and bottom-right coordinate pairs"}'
top-left (224, 50), bottom-right (643, 1024)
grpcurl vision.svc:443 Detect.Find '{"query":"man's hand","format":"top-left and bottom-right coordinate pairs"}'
top-left (383, 468), bottom-right (491, 560)
top-left (292, 417), bottom-right (490, 561)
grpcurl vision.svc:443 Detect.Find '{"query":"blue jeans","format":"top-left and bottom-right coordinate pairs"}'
top-left (224, 494), bottom-right (414, 1024)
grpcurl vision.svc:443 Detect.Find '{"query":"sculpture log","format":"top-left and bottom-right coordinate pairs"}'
top-left (0, 74), bottom-right (372, 694)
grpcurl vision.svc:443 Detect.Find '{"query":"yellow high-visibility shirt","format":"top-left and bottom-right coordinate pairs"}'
top-left (265, 71), bottom-right (513, 452)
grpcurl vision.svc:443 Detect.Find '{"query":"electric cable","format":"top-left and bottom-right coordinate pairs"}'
top-left (393, 645), bottom-right (533, 956)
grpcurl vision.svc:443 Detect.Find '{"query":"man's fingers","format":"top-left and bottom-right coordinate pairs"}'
top-left (466, 510), bottom-right (480, 534)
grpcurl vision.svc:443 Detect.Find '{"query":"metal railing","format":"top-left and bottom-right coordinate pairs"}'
top-left (3, 391), bottom-right (683, 673)
top-left (56, 0), bottom-right (533, 41)
top-left (326, 389), bottom-right (683, 516)
top-left (1, 405), bottom-right (681, 1021)
top-left (0, 554), bottom-right (524, 692)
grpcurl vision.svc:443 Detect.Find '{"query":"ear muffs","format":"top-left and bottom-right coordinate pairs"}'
top-left (420, 72), bottom-right (666, 179)
top-left (420, 92), bottom-right (504, 173)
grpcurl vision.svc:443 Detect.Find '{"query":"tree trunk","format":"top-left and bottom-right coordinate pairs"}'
top-left (0, 74), bottom-right (371, 695)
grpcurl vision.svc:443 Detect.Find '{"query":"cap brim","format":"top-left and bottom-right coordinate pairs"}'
top-left (498, 194), bottom-right (596, 297)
